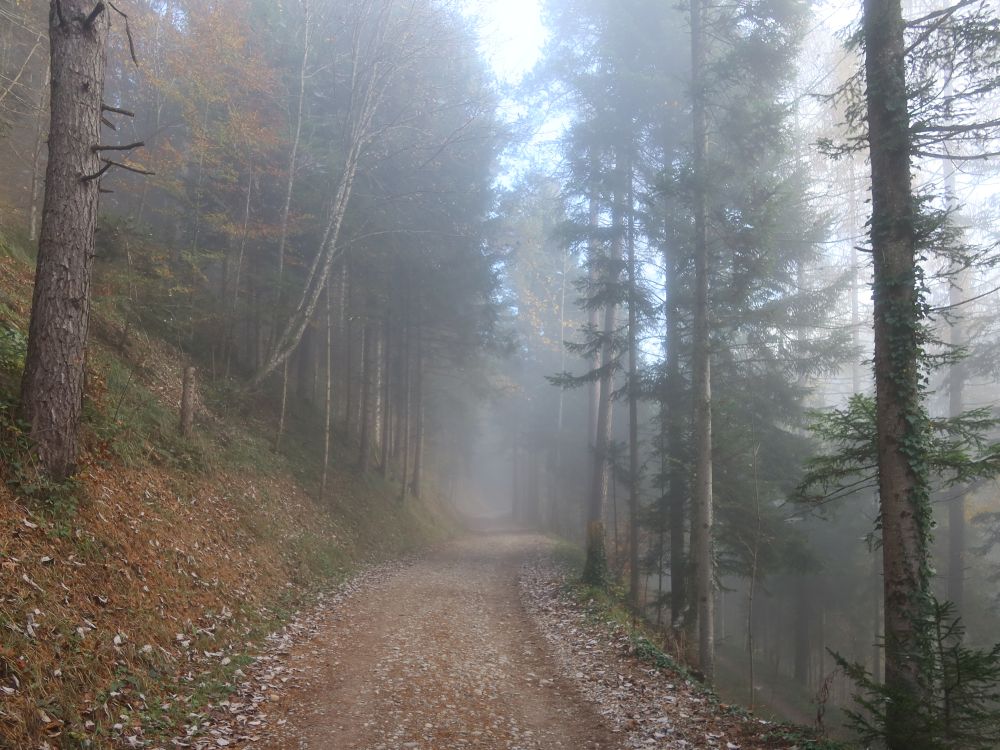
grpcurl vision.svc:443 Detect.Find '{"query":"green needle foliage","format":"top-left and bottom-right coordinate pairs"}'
top-left (834, 600), bottom-right (1000, 750)
top-left (796, 393), bottom-right (1000, 511)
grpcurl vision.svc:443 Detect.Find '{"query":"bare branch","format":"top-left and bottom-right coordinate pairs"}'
top-left (906, 0), bottom-right (979, 29)
top-left (102, 104), bottom-right (134, 117)
top-left (0, 36), bottom-right (43, 109)
top-left (84, 2), bottom-right (106, 29)
top-left (101, 116), bottom-right (117, 130)
top-left (101, 158), bottom-right (155, 176)
top-left (107, 2), bottom-right (138, 66)
top-left (931, 284), bottom-right (1000, 313)
top-left (913, 118), bottom-right (1000, 135)
top-left (81, 162), bottom-right (113, 182)
top-left (92, 140), bottom-right (144, 152)
top-left (83, 158), bottom-right (154, 181)
top-left (913, 149), bottom-right (1000, 161)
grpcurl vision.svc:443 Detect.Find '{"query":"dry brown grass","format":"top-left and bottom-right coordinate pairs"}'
top-left (0, 242), bottom-right (453, 749)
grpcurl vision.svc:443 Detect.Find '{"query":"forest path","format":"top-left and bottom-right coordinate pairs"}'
top-left (258, 532), bottom-right (617, 750)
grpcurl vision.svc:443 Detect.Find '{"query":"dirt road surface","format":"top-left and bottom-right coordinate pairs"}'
top-left (260, 533), bottom-right (618, 750)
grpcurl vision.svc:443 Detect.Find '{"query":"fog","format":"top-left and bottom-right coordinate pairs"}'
top-left (3, 0), bottom-right (1000, 744)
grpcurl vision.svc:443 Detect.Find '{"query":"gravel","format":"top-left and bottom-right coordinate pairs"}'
top-left (169, 534), bottom-right (807, 750)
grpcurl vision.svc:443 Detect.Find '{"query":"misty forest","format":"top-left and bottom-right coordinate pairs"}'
top-left (3, 0), bottom-right (1000, 747)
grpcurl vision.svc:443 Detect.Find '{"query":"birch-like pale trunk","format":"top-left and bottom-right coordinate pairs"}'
top-left (252, 0), bottom-right (399, 389)
top-left (274, 0), bottom-right (313, 449)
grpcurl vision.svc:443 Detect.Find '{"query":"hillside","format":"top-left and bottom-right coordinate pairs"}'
top-left (0, 229), bottom-right (456, 749)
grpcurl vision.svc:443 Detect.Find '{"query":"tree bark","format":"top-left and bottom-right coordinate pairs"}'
top-left (863, 0), bottom-right (931, 742)
top-left (21, 2), bottom-right (110, 480)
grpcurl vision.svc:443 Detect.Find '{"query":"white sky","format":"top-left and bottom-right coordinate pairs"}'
top-left (461, 0), bottom-right (548, 85)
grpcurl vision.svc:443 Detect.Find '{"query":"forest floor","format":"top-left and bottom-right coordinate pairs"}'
top-left (0, 235), bottom-right (457, 749)
top-left (197, 532), bottom-right (837, 750)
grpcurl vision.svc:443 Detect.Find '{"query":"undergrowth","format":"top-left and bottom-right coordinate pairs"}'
top-left (551, 542), bottom-right (848, 750)
top-left (0, 227), bottom-right (457, 748)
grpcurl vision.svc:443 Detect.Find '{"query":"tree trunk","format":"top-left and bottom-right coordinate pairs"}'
top-left (180, 366), bottom-right (196, 437)
top-left (555, 244), bottom-right (568, 522)
top-left (358, 302), bottom-right (374, 472)
top-left (21, 2), bottom-right (110, 480)
top-left (664, 232), bottom-right (687, 629)
top-left (251, 0), bottom-right (397, 388)
top-left (275, 0), bottom-right (311, 297)
top-left (320, 284), bottom-right (333, 500)
top-left (690, 0), bottom-right (715, 680)
top-left (296, 321), bottom-right (312, 399)
top-left (946, 212), bottom-right (968, 617)
top-left (273, 1), bottom-right (312, 449)
top-left (938, 64), bottom-right (967, 621)
top-left (863, 0), bottom-right (931, 742)
top-left (28, 60), bottom-right (50, 243)
top-left (626, 165), bottom-right (641, 614)
top-left (411, 319), bottom-right (424, 499)
top-left (354, 315), bottom-right (367, 444)
top-left (587, 176), bottom-right (601, 457)
top-left (583, 191), bottom-right (622, 587)
top-left (274, 360), bottom-right (290, 451)
top-left (582, 171), bottom-right (605, 585)
top-left (510, 440), bottom-right (524, 523)
top-left (345, 263), bottom-right (356, 438)
top-left (380, 314), bottom-right (392, 477)
top-left (338, 260), bottom-right (350, 422)
top-left (399, 313), bottom-right (411, 503)
top-left (190, 109), bottom-right (209, 258)
top-left (226, 161), bottom-right (254, 375)
top-left (946, 318), bottom-right (967, 618)
top-left (793, 575), bottom-right (810, 687)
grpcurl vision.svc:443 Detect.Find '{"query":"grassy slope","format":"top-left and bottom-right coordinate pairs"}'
top-left (0, 230), bottom-right (456, 748)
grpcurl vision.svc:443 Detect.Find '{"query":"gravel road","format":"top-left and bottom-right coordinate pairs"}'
top-left (259, 533), bottom-right (617, 750)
